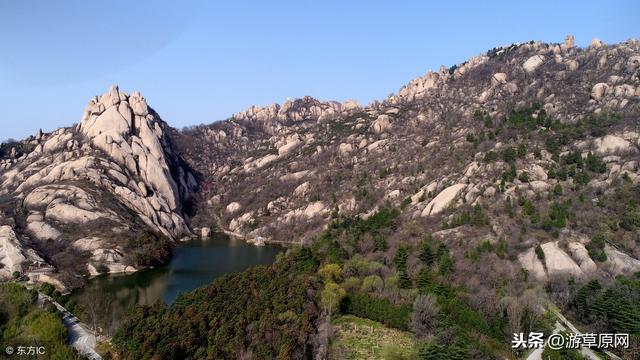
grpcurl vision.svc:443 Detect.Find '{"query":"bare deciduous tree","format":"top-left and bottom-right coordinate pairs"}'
top-left (411, 294), bottom-right (439, 338)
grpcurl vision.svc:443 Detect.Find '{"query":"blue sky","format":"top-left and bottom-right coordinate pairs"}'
top-left (1, 0), bottom-right (638, 140)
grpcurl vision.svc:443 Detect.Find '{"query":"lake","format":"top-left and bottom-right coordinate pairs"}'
top-left (71, 233), bottom-right (282, 335)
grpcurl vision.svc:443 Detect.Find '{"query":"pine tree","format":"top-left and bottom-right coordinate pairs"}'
top-left (419, 239), bottom-right (435, 266)
top-left (398, 270), bottom-right (412, 289)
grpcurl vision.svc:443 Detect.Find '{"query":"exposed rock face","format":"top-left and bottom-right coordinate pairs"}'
top-left (0, 226), bottom-right (27, 278)
top-left (0, 86), bottom-right (197, 287)
top-left (79, 86), bottom-right (195, 218)
top-left (594, 134), bottom-right (634, 154)
top-left (421, 184), bottom-right (466, 216)
top-left (541, 242), bottom-right (583, 278)
top-left (518, 247), bottom-right (547, 281)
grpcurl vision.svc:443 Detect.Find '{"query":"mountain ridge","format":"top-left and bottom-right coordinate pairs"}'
top-left (1, 36), bottom-right (640, 293)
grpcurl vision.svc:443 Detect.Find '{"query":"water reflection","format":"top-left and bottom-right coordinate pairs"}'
top-left (71, 233), bottom-right (282, 334)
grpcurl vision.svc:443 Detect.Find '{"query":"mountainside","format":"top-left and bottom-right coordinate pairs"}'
top-left (0, 86), bottom-right (197, 288)
top-left (174, 37), bottom-right (640, 282)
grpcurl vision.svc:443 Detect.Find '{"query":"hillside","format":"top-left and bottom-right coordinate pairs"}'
top-left (174, 36), bottom-right (640, 283)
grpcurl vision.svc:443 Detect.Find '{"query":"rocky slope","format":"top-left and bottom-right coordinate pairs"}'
top-left (173, 36), bottom-right (640, 283)
top-left (0, 86), bottom-right (197, 288)
top-left (2, 36), bottom-right (640, 293)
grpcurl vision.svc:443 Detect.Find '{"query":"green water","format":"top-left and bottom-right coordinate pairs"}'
top-left (71, 234), bottom-right (282, 334)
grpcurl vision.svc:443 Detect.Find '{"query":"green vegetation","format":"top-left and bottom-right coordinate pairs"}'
top-left (541, 332), bottom-right (587, 360)
top-left (570, 274), bottom-right (640, 335)
top-left (128, 231), bottom-right (173, 267)
top-left (330, 315), bottom-right (415, 360)
top-left (341, 293), bottom-right (411, 331)
top-left (483, 150), bottom-right (497, 163)
top-left (0, 139), bottom-right (36, 159)
top-left (0, 283), bottom-right (79, 359)
top-left (442, 204), bottom-right (490, 229)
top-left (112, 250), bottom-right (321, 359)
top-left (586, 234), bottom-right (607, 262)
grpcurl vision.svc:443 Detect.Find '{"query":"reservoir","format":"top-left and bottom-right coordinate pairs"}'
top-left (71, 233), bottom-right (282, 335)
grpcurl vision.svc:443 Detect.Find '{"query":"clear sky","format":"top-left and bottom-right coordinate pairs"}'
top-left (0, 0), bottom-right (638, 141)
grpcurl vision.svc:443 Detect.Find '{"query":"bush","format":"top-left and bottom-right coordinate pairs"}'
top-left (517, 143), bottom-right (527, 158)
top-left (502, 147), bottom-right (517, 163)
top-left (318, 263), bottom-right (342, 283)
top-left (585, 152), bottom-right (606, 173)
top-left (518, 171), bottom-right (530, 182)
top-left (535, 245), bottom-right (545, 261)
top-left (483, 151), bottom-right (497, 163)
top-left (586, 234), bottom-right (607, 262)
top-left (418, 238), bottom-right (435, 266)
top-left (553, 183), bottom-right (563, 196)
top-left (374, 234), bottom-right (388, 252)
top-left (360, 275), bottom-right (384, 293)
top-left (40, 283), bottom-right (55, 296)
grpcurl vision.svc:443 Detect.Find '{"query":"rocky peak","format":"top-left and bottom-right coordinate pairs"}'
top-left (233, 96), bottom-right (361, 126)
top-left (0, 86), bottom-right (198, 288)
top-left (78, 85), bottom-right (190, 212)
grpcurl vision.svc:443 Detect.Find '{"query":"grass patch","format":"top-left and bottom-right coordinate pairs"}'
top-left (330, 315), bottom-right (416, 359)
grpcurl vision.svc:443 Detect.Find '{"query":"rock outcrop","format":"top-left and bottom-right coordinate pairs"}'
top-left (0, 86), bottom-right (197, 287)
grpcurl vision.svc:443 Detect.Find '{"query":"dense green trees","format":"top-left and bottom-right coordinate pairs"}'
top-left (113, 251), bottom-right (322, 359)
top-left (570, 275), bottom-right (640, 335)
top-left (0, 283), bottom-right (79, 359)
top-left (341, 293), bottom-right (411, 331)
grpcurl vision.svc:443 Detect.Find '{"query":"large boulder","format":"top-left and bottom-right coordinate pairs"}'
top-left (371, 115), bottom-right (391, 134)
top-left (591, 83), bottom-right (609, 101)
top-left (541, 242), bottom-right (584, 278)
top-left (421, 184), bottom-right (466, 216)
top-left (594, 135), bottom-right (633, 154)
top-left (523, 55), bottom-right (545, 73)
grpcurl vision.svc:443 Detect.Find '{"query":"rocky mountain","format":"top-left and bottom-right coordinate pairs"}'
top-left (0, 85), bottom-right (197, 288)
top-left (2, 36), bottom-right (640, 296)
top-left (174, 36), bottom-right (640, 284)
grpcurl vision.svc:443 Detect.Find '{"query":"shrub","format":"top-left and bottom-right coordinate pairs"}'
top-left (535, 244), bottom-right (545, 261)
top-left (502, 147), bottom-right (517, 163)
top-left (398, 271), bottom-right (413, 289)
top-left (586, 234), bottom-right (607, 262)
top-left (342, 277), bottom-right (361, 292)
top-left (502, 164), bottom-right (517, 183)
top-left (418, 238), bottom-right (435, 266)
top-left (585, 152), bottom-right (606, 173)
top-left (483, 151), bottom-right (497, 163)
top-left (318, 263), bottom-right (343, 283)
top-left (373, 234), bottom-right (388, 251)
top-left (360, 275), bottom-right (384, 293)
top-left (517, 143), bottom-right (527, 158)
top-left (394, 246), bottom-right (410, 271)
top-left (553, 183), bottom-right (563, 196)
